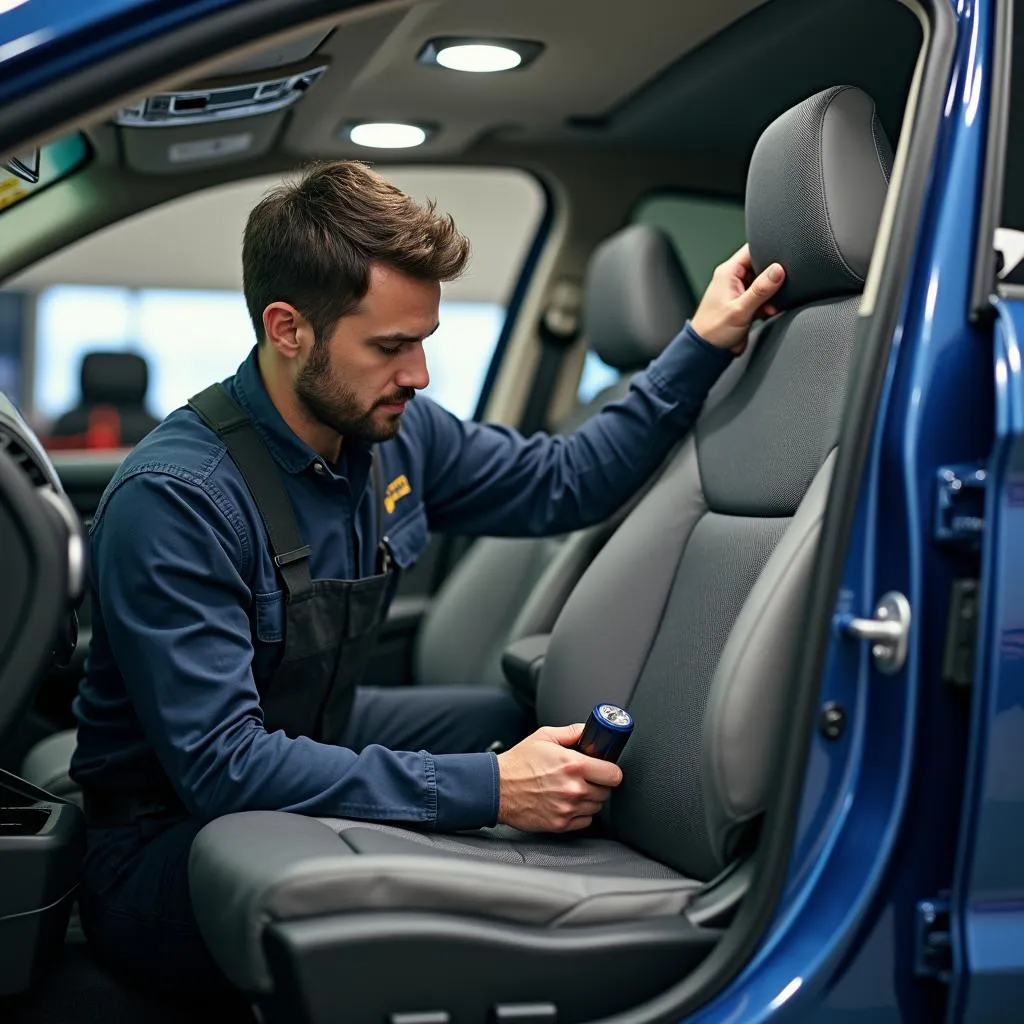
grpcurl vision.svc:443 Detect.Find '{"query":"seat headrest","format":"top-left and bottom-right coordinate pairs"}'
top-left (81, 351), bottom-right (149, 405)
top-left (746, 86), bottom-right (893, 310)
top-left (582, 224), bottom-right (697, 372)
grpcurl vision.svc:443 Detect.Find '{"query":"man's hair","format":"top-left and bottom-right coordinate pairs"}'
top-left (242, 160), bottom-right (470, 343)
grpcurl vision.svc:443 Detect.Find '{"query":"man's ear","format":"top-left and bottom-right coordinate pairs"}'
top-left (262, 302), bottom-right (312, 358)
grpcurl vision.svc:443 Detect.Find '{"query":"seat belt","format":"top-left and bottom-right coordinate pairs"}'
top-left (518, 278), bottom-right (583, 436)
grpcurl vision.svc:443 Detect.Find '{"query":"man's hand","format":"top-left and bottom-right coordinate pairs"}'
top-left (496, 724), bottom-right (623, 832)
top-left (690, 244), bottom-right (785, 356)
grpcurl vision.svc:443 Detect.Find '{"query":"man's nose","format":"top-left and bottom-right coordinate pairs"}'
top-left (394, 346), bottom-right (429, 390)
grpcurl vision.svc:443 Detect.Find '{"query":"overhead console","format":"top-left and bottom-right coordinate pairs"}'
top-left (113, 28), bottom-right (332, 174)
top-left (114, 62), bottom-right (327, 129)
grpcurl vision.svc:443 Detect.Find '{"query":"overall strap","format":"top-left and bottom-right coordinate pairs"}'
top-left (188, 384), bottom-right (312, 599)
top-left (370, 450), bottom-right (393, 573)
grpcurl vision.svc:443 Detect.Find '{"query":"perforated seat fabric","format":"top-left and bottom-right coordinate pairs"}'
top-left (189, 85), bottom-right (893, 996)
top-left (190, 811), bottom-right (700, 991)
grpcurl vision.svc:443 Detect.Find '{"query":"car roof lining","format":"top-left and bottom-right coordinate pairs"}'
top-left (0, 0), bottom-right (922, 287)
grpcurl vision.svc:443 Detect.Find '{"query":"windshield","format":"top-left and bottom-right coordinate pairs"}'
top-left (0, 133), bottom-right (89, 214)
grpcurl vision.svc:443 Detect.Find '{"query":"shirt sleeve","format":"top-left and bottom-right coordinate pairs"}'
top-left (91, 469), bottom-right (498, 830)
top-left (419, 322), bottom-right (732, 536)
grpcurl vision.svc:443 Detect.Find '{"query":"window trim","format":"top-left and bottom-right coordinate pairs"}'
top-left (971, 0), bottom-right (1013, 316)
top-left (472, 172), bottom-right (554, 422)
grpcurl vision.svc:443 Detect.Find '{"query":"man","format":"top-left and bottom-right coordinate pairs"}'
top-left (69, 160), bottom-right (784, 999)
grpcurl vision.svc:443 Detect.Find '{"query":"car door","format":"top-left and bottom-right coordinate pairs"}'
top-left (948, 0), bottom-right (1024, 1008)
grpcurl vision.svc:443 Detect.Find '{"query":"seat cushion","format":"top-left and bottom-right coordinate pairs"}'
top-left (21, 728), bottom-right (81, 804)
top-left (189, 811), bottom-right (701, 992)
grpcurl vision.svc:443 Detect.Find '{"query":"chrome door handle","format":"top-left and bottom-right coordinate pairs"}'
top-left (838, 591), bottom-right (911, 674)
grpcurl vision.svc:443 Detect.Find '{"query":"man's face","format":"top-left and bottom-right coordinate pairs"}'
top-left (295, 262), bottom-right (439, 443)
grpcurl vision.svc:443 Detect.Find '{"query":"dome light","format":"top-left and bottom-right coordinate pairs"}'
top-left (348, 122), bottom-right (428, 149)
top-left (418, 38), bottom-right (543, 73)
top-left (435, 43), bottom-right (522, 73)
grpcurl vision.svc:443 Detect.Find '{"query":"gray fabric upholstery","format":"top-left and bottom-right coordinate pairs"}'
top-left (189, 812), bottom-right (700, 992)
top-left (317, 820), bottom-right (685, 879)
top-left (703, 453), bottom-right (836, 863)
top-left (696, 297), bottom-right (858, 515)
top-left (583, 223), bottom-right (698, 371)
top-left (538, 439), bottom-right (709, 730)
top-left (20, 729), bottom-right (81, 805)
top-left (611, 511), bottom-right (790, 878)
top-left (746, 86), bottom-right (892, 310)
top-left (414, 535), bottom-right (564, 688)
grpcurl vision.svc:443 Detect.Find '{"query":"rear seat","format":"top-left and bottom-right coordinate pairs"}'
top-left (20, 222), bottom-right (699, 795)
top-left (186, 85), bottom-right (892, 1023)
top-left (414, 222), bottom-right (698, 689)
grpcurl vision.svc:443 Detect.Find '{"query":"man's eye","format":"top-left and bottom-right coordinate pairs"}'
top-left (376, 344), bottom-right (401, 356)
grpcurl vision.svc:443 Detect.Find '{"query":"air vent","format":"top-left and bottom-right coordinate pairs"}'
top-left (0, 427), bottom-right (48, 488)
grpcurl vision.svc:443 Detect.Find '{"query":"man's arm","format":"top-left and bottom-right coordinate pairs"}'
top-left (93, 470), bottom-right (497, 829)
top-left (421, 247), bottom-right (784, 537)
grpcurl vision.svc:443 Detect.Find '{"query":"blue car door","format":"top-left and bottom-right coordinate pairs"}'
top-left (948, 0), bottom-right (1024, 1018)
top-left (950, 295), bottom-right (1024, 1021)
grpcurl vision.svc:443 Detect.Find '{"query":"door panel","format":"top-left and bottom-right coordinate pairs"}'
top-left (950, 299), bottom-right (1024, 1021)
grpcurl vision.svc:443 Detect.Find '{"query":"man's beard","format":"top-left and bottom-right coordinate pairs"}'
top-left (295, 340), bottom-right (414, 442)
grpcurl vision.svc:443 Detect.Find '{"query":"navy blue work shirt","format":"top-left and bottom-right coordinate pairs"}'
top-left (71, 323), bottom-right (731, 831)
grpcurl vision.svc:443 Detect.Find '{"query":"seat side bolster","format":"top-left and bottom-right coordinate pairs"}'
top-left (189, 811), bottom-right (355, 993)
top-left (702, 451), bottom-right (837, 865)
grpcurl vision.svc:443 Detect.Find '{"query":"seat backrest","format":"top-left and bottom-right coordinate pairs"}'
top-left (538, 85), bottom-right (892, 880)
top-left (414, 224), bottom-right (698, 688)
top-left (51, 350), bottom-right (160, 444)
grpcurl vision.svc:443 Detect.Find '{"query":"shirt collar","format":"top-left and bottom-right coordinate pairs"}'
top-left (229, 345), bottom-right (373, 478)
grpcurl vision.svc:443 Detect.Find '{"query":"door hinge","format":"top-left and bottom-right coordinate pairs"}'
top-left (935, 464), bottom-right (986, 546)
top-left (914, 896), bottom-right (952, 983)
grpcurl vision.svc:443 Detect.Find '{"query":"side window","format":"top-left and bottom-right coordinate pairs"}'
top-left (577, 193), bottom-right (746, 402)
top-left (5, 166), bottom-right (546, 447)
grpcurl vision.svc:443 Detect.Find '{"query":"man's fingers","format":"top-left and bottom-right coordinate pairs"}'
top-left (734, 263), bottom-right (784, 319)
top-left (564, 815), bottom-right (595, 832)
top-left (720, 242), bottom-right (754, 279)
top-left (581, 781), bottom-right (613, 802)
top-left (580, 756), bottom-right (624, 787)
top-left (543, 723), bottom-right (585, 747)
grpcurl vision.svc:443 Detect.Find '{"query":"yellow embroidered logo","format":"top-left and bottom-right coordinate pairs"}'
top-left (384, 474), bottom-right (411, 514)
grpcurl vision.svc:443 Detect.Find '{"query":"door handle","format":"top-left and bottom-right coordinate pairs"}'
top-left (838, 591), bottom-right (911, 674)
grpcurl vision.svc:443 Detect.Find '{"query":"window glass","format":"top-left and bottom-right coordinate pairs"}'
top-left (0, 134), bottom-right (90, 215)
top-left (577, 193), bottom-right (745, 403)
top-left (8, 166), bottom-right (545, 447)
top-left (32, 286), bottom-right (505, 426)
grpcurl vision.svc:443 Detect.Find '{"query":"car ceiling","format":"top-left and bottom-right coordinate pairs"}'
top-left (106, 0), bottom-right (920, 194)
top-left (0, 0), bottom-right (922, 289)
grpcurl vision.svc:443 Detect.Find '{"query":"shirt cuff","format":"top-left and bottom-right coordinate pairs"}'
top-left (430, 751), bottom-right (500, 831)
top-left (644, 321), bottom-right (734, 401)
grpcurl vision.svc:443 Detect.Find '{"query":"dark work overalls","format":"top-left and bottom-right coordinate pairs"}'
top-left (189, 383), bottom-right (402, 742)
top-left (78, 384), bottom-right (400, 999)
